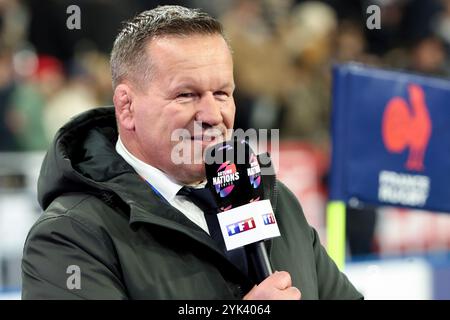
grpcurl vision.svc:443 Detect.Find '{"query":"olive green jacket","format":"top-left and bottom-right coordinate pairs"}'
top-left (21, 107), bottom-right (362, 300)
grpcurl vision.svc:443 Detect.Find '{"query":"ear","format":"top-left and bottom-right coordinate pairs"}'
top-left (114, 84), bottom-right (135, 131)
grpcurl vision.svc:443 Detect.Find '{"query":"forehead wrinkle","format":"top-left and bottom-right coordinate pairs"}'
top-left (149, 34), bottom-right (231, 64)
top-left (161, 60), bottom-right (233, 90)
top-left (147, 36), bottom-right (233, 90)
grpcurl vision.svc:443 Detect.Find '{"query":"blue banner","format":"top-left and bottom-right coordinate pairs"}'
top-left (330, 63), bottom-right (450, 213)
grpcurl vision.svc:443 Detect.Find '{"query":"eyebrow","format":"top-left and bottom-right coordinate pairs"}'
top-left (169, 79), bottom-right (235, 92)
top-left (218, 82), bottom-right (235, 91)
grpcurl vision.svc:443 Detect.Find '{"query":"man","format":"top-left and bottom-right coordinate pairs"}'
top-left (22, 5), bottom-right (362, 299)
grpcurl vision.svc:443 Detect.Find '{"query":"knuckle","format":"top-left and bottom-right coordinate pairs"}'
top-left (278, 271), bottom-right (292, 285)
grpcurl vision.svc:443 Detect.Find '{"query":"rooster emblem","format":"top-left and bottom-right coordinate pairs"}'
top-left (382, 84), bottom-right (432, 171)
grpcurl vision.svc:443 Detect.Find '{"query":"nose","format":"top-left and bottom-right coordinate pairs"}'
top-left (195, 92), bottom-right (223, 127)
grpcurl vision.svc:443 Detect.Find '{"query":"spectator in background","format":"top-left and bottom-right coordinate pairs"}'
top-left (278, 1), bottom-right (337, 147)
top-left (220, 0), bottom-right (290, 132)
top-left (42, 51), bottom-right (109, 142)
top-left (7, 55), bottom-right (62, 151)
top-left (433, 0), bottom-right (450, 49)
top-left (408, 35), bottom-right (448, 76)
top-left (0, 47), bottom-right (17, 150)
top-left (0, 0), bottom-right (28, 150)
top-left (0, 0), bottom-right (28, 50)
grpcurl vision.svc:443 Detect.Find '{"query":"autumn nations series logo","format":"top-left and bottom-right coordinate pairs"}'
top-left (212, 161), bottom-right (240, 198)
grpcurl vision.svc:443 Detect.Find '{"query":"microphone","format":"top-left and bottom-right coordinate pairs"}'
top-left (204, 137), bottom-right (280, 283)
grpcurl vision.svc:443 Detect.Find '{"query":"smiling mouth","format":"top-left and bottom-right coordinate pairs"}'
top-left (190, 134), bottom-right (226, 146)
top-left (191, 135), bottom-right (216, 142)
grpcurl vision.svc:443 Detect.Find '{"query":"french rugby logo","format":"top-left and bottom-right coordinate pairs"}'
top-left (382, 84), bottom-right (432, 171)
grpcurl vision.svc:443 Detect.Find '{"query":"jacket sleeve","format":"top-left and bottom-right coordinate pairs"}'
top-left (22, 214), bottom-right (128, 299)
top-left (311, 226), bottom-right (363, 300)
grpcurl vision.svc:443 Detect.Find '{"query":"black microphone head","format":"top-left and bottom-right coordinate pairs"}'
top-left (205, 137), bottom-right (264, 211)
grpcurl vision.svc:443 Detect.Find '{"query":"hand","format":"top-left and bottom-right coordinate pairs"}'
top-left (243, 271), bottom-right (301, 300)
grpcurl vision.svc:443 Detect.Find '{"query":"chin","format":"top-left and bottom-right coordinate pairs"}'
top-left (177, 164), bottom-right (206, 185)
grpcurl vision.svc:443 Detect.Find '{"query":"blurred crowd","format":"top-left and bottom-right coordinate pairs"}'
top-left (1, 0), bottom-right (449, 152)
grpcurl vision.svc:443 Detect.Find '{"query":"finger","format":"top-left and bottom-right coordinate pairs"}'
top-left (279, 286), bottom-right (302, 300)
top-left (269, 271), bottom-right (292, 290)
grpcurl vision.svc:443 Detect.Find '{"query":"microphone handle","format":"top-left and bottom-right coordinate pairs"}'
top-left (245, 241), bottom-right (273, 283)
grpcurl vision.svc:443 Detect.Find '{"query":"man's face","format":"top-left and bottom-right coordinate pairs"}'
top-left (131, 34), bottom-right (235, 184)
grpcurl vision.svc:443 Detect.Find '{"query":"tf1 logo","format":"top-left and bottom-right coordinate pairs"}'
top-left (262, 213), bottom-right (276, 225)
top-left (227, 218), bottom-right (256, 236)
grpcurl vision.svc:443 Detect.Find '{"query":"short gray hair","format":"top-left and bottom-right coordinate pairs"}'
top-left (110, 5), bottom-right (226, 90)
